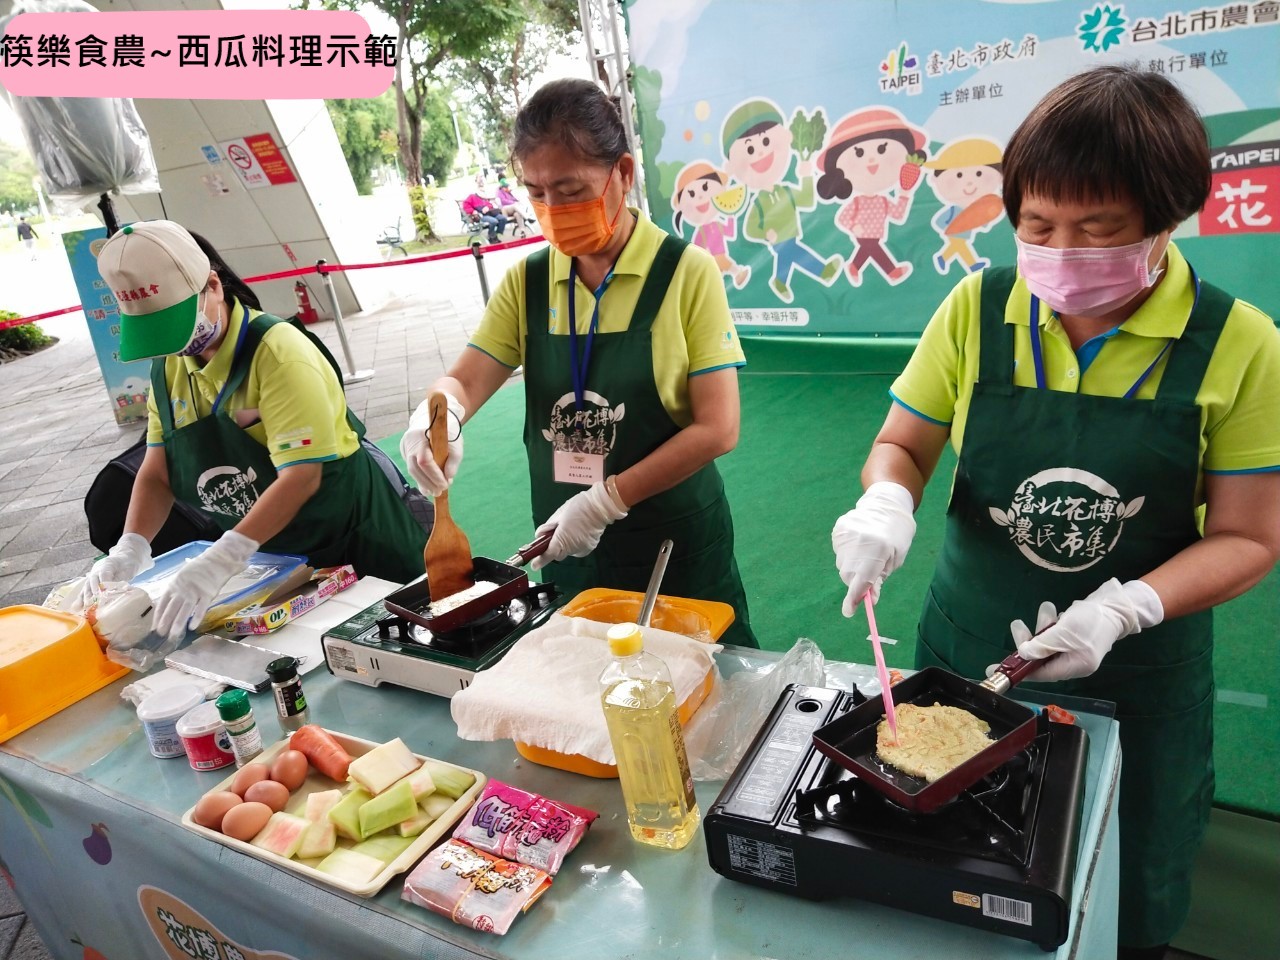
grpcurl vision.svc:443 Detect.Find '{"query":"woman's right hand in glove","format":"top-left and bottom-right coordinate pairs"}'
top-left (831, 481), bottom-right (917, 617)
top-left (401, 393), bottom-right (465, 497)
top-left (76, 532), bottom-right (154, 609)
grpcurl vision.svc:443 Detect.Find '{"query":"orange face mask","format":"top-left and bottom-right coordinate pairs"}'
top-left (530, 166), bottom-right (627, 257)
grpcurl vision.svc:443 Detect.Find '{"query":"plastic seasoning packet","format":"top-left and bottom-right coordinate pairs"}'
top-left (450, 779), bottom-right (597, 876)
top-left (401, 839), bottom-right (551, 935)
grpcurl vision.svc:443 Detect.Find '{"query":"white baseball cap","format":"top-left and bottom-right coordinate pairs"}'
top-left (96, 220), bottom-right (212, 361)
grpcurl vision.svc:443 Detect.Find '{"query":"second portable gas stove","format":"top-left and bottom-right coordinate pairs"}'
top-left (321, 580), bottom-right (562, 698)
top-left (704, 684), bottom-right (1089, 952)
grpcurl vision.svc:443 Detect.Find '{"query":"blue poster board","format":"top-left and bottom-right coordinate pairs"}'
top-left (61, 226), bottom-right (152, 425)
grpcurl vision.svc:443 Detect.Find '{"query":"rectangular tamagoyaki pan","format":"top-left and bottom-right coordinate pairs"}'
top-left (383, 531), bottom-right (552, 633)
top-left (811, 652), bottom-right (1047, 813)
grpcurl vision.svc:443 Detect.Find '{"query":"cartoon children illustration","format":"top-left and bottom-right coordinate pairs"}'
top-left (924, 137), bottom-right (1005, 275)
top-left (816, 107), bottom-right (927, 286)
top-left (722, 98), bottom-right (842, 303)
top-left (672, 161), bottom-right (751, 289)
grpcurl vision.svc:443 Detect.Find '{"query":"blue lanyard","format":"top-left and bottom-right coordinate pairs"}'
top-left (1027, 264), bottom-right (1200, 398)
top-left (566, 265), bottom-right (612, 422)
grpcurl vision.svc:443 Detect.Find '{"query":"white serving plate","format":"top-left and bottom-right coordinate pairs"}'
top-left (180, 727), bottom-right (487, 897)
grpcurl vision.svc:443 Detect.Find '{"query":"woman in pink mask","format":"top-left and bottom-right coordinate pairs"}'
top-left (831, 65), bottom-right (1280, 960)
top-left (401, 78), bottom-right (756, 646)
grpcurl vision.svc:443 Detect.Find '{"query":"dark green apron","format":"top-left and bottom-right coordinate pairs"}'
top-left (151, 314), bottom-right (427, 583)
top-left (521, 237), bottom-right (757, 647)
top-left (917, 267), bottom-right (1228, 948)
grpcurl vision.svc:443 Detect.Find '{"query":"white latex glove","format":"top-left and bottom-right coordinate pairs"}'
top-left (831, 481), bottom-right (917, 617)
top-left (1004, 578), bottom-right (1164, 681)
top-left (401, 393), bottom-right (465, 497)
top-left (529, 482), bottom-right (628, 571)
top-left (152, 531), bottom-right (259, 643)
top-left (76, 532), bottom-right (153, 609)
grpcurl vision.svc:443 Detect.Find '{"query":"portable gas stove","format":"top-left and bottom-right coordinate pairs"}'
top-left (321, 581), bottom-right (562, 698)
top-left (704, 684), bottom-right (1088, 952)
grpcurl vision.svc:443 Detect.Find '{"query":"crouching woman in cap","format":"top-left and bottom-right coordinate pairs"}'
top-left (79, 220), bottom-right (428, 640)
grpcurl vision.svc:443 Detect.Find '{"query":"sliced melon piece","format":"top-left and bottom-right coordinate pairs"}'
top-left (296, 819), bottom-right (338, 859)
top-left (347, 738), bottom-right (421, 795)
top-left (250, 812), bottom-right (310, 859)
top-left (419, 759), bottom-right (476, 799)
top-left (397, 804), bottom-right (435, 838)
top-left (420, 792), bottom-right (456, 820)
top-left (327, 786), bottom-right (373, 841)
top-left (404, 764), bottom-right (436, 800)
top-left (304, 789), bottom-right (344, 822)
top-left (351, 833), bottom-right (415, 865)
top-left (712, 184), bottom-right (747, 215)
top-left (357, 779), bottom-right (417, 838)
top-left (316, 847), bottom-right (384, 884)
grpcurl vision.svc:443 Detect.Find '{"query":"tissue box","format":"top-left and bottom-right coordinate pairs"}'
top-left (221, 565), bottom-right (358, 635)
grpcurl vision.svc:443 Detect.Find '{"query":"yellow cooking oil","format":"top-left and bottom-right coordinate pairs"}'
top-left (600, 623), bottom-right (700, 850)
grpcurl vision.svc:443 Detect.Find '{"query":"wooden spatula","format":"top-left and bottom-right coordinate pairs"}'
top-left (424, 391), bottom-right (475, 602)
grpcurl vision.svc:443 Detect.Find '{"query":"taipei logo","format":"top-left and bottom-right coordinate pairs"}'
top-left (1078, 4), bottom-right (1127, 53)
top-left (879, 43), bottom-right (922, 95)
top-left (989, 467), bottom-right (1145, 573)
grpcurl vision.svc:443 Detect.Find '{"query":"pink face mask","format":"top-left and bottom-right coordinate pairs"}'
top-left (1015, 235), bottom-right (1165, 318)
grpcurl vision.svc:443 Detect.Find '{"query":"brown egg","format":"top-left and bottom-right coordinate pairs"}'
top-left (243, 778), bottom-right (290, 812)
top-left (229, 763), bottom-right (272, 798)
top-left (193, 791), bottom-right (242, 830)
top-left (221, 800), bottom-right (273, 841)
top-left (269, 750), bottom-right (309, 791)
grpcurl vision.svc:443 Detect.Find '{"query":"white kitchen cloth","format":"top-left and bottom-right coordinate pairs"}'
top-left (450, 613), bottom-right (721, 766)
top-left (121, 667), bottom-right (224, 706)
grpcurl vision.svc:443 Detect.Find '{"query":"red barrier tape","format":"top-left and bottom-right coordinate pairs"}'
top-left (1, 234), bottom-right (547, 330)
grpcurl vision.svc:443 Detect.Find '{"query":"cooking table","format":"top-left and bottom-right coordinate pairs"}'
top-left (0, 631), bottom-right (1120, 960)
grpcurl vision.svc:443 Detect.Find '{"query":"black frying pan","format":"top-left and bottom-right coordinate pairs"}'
top-left (811, 651), bottom-right (1045, 813)
top-left (383, 531), bottom-right (552, 633)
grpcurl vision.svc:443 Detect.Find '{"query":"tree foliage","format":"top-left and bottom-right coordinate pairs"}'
top-left (326, 93), bottom-right (398, 194)
top-left (0, 141), bottom-right (38, 214)
top-left (451, 0), bottom-right (580, 157)
top-left (418, 86), bottom-right (464, 184)
top-left (319, 0), bottom-right (524, 239)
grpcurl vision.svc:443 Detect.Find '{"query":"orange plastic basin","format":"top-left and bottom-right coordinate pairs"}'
top-left (0, 604), bottom-right (130, 743)
top-left (513, 588), bottom-right (734, 779)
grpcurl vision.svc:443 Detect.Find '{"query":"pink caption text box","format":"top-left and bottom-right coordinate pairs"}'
top-left (0, 10), bottom-right (393, 99)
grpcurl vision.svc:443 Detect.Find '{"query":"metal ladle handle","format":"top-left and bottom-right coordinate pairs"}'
top-left (637, 540), bottom-right (673, 628)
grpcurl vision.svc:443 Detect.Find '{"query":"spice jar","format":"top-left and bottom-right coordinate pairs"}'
top-left (215, 688), bottom-right (264, 766)
top-left (267, 657), bottom-right (309, 733)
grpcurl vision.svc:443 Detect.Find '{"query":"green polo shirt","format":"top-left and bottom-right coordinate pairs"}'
top-left (891, 242), bottom-right (1280, 495)
top-left (146, 299), bottom-right (359, 469)
top-left (468, 213), bottom-right (745, 428)
top-left (742, 178), bottom-right (815, 245)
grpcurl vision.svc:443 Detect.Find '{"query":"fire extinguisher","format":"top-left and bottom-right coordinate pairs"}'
top-left (294, 281), bottom-right (320, 325)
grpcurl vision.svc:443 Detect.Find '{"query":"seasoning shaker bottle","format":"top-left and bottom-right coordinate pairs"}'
top-left (267, 657), bottom-right (309, 733)
top-left (215, 688), bottom-right (263, 766)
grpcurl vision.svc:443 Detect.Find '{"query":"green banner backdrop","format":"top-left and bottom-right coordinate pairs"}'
top-left (623, 0), bottom-right (1280, 335)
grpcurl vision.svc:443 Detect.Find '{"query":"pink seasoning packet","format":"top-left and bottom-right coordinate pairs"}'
top-left (452, 780), bottom-right (598, 876)
top-left (402, 839), bottom-right (551, 935)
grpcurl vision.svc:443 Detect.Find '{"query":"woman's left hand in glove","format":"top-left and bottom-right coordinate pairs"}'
top-left (153, 531), bottom-right (260, 642)
top-left (1001, 578), bottom-right (1164, 681)
top-left (529, 481), bottom-right (628, 570)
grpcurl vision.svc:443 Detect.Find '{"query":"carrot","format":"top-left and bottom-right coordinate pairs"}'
top-left (290, 725), bottom-right (353, 782)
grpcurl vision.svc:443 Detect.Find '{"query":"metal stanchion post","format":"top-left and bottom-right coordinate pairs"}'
top-left (316, 259), bottom-right (374, 384)
top-left (471, 240), bottom-right (491, 305)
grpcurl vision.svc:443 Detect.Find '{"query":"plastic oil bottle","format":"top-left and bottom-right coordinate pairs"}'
top-left (600, 622), bottom-right (700, 850)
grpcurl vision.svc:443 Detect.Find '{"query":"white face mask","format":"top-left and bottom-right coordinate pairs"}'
top-left (177, 291), bottom-right (221, 356)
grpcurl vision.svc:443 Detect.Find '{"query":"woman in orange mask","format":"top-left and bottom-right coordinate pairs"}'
top-left (402, 78), bottom-right (756, 646)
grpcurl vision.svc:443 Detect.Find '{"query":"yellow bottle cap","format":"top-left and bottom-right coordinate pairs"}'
top-left (607, 623), bottom-right (643, 657)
